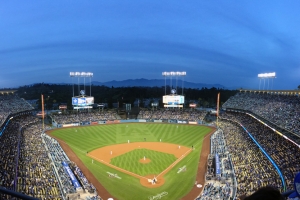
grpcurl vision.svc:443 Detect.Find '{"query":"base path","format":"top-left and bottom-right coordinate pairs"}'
top-left (87, 142), bottom-right (191, 188)
top-left (88, 142), bottom-right (190, 162)
top-left (47, 126), bottom-right (215, 200)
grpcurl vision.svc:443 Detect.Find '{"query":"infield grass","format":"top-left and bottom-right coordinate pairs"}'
top-left (110, 148), bottom-right (177, 176)
top-left (51, 123), bottom-right (213, 200)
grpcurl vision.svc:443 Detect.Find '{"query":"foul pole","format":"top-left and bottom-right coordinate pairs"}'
top-left (216, 93), bottom-right (220, 127)
top-left (41, 94), bottom-right (45, 130)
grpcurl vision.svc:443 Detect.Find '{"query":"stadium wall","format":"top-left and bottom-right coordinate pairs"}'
top-left (53, 119), bottom-right (206, 128)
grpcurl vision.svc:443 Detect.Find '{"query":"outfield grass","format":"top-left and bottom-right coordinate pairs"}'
top-left (51, 123), bottom-right (212, 200)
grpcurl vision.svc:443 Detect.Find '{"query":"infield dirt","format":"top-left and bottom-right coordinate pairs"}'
top-left (47, 126), bottom-right (215, 200)
top-left (87, 142), bottom-right (191, 188)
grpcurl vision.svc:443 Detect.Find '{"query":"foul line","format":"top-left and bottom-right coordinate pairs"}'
top-left (157, 149), bottom-right (192, 178)
top-left (88, 148), bottom-right (192, 181)
top-left (88, 154), bottom-right (148, 180)
top-left (55, 135), bottom-right (191, 181)
top-left (54, 137), bottom-right (87, 154)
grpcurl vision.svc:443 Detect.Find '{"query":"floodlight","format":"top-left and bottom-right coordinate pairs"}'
top-left (70, 71), bottom-right (93, 98)
top-left (86, 72), bottom-right (93, 77)
top-left (162, 71), bottom-right (186, 77)
top-left (162, 71), bottom-right (187, 96)
top-left (258, 72), bottom-right (276, 90)
top-left (258, 72), bottom-right (276, 78)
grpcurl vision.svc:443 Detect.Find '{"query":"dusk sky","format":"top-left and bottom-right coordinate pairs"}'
top-left (1, 1), bottom-right (300, 89)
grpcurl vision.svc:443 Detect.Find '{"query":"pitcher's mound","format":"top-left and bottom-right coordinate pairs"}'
top-left (139, 158), bottom-right (151, 164)
top-left (140, 175), bottom-right (165, 188)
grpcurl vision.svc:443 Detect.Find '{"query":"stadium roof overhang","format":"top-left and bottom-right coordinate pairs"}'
top-left (238, 89), bottom-right (300, 95)
top-left (0, 90), bottom-right (17, 94)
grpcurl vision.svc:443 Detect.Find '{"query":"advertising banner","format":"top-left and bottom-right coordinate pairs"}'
top-left (85, 97), bottom-right (94, 105)
top-left (215, 154), bottom-right (221, 175)
top-left (62, 124), bottom-right (73, 127)
top-left (189, 103), bottom-right (197, 108)
top-left (81, 121), bottom-right (90, 126)
top-left (62, 162), bottom-right (81, 189)
top-left (72, 97), bottom-right (94, 106)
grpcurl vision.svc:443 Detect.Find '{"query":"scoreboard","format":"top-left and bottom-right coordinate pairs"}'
top-left (72, 97), bottom-right (94, 106)
top-left (163, 95), bottom-right (184, 107)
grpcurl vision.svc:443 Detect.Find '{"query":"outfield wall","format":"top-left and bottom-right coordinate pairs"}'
top-left (54, 119), bottom-right (205, 128)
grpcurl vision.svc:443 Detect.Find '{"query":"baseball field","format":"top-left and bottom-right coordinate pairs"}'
top-left (49, 123), bottom-right (213, 200)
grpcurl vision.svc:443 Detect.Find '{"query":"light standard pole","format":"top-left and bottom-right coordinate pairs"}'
top-left (47, 96), bottom-right (50, 115)
top-left (258, 72), bottom-right (276, 90)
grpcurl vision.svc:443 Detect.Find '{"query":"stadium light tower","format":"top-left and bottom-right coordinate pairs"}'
top-left (70, 72), bottom-right (93, 97)
top-left (258, 72), bottom-right (276, 90)
top-left (162, 71), bottom-right (186, 95)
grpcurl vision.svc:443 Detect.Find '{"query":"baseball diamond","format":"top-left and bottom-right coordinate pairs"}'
top-left (49, 123), bottom-right (214, 200)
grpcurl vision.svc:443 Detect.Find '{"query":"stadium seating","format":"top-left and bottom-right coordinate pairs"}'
top-left (137, 109), bottom-right (207, 121)
top-left (199, 129), bottom-right (235, 200)
top-left (223, 92), bottom-right (300, 135)
top-left (51, 110), bottom-right (120, 125)
top-left (1, 93), bottom-right (299, 200)
top-left (222, 112), bottom-right (300, 191)
top-left (0, 94), bottom-right (34, 127)
top-left (0, 94), bottom-right (101, 199)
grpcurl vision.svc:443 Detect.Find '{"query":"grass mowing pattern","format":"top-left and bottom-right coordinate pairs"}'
top-left (51, 123), bottom-right (212, 200)
top-left (110, 148), bottom-right (177, 176)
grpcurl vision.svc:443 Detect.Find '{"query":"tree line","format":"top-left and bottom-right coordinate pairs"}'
top-left (16, 83), bottom-right (237, 110)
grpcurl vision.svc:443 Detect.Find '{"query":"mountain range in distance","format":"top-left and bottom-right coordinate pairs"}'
top-left (91, 78), bottom-right (228, 89)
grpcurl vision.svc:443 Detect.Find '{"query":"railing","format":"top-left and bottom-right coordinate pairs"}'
top-left (0, 187), bottom-right (39, 200)
top-left (281, 190), bottom-right (295, 198)
top-left (225, 108), bottom-right (300, 145)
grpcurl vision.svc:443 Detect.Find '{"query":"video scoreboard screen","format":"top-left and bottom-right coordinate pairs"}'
top-left (189, 103), bottom-right (197, 108)
top-left (72, 97), bottom-right (94, 106)
top-left (163, 95), bottom-right (184, 105)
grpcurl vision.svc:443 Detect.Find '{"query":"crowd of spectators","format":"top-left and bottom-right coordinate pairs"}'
top-left (0, 121), bottom-right (19, 199)
top-left (51, 110), bottom-right (121, 124)
top-left (69, 162), bottom-right (96, 194)
top-left (0, 94), bottom-right (34, 126)
top-left (43, 134), bottom-right (75, 195)
top-left (137, 109), bottom-right (207, 121)
top-left (2, 92), bottom-right (300, 199)
top-left (222, 92), bottom-right (300, 135)
top-left (218, 118), bottom-right (283, 197)
top-left (17, 117), bottom-right (63, 199)
top-left (0, 115), bottom-right (63, 199)
top-left (43, 134), bottom-right (99, 199)
top-left (198, 129), bottom-right (235, 200)
top-left (0, 111), bottom-right (101, 199)
top-left (197, 183), bottom-right (232, 200)
top-left (223, 112), bottom-right (300, 191)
